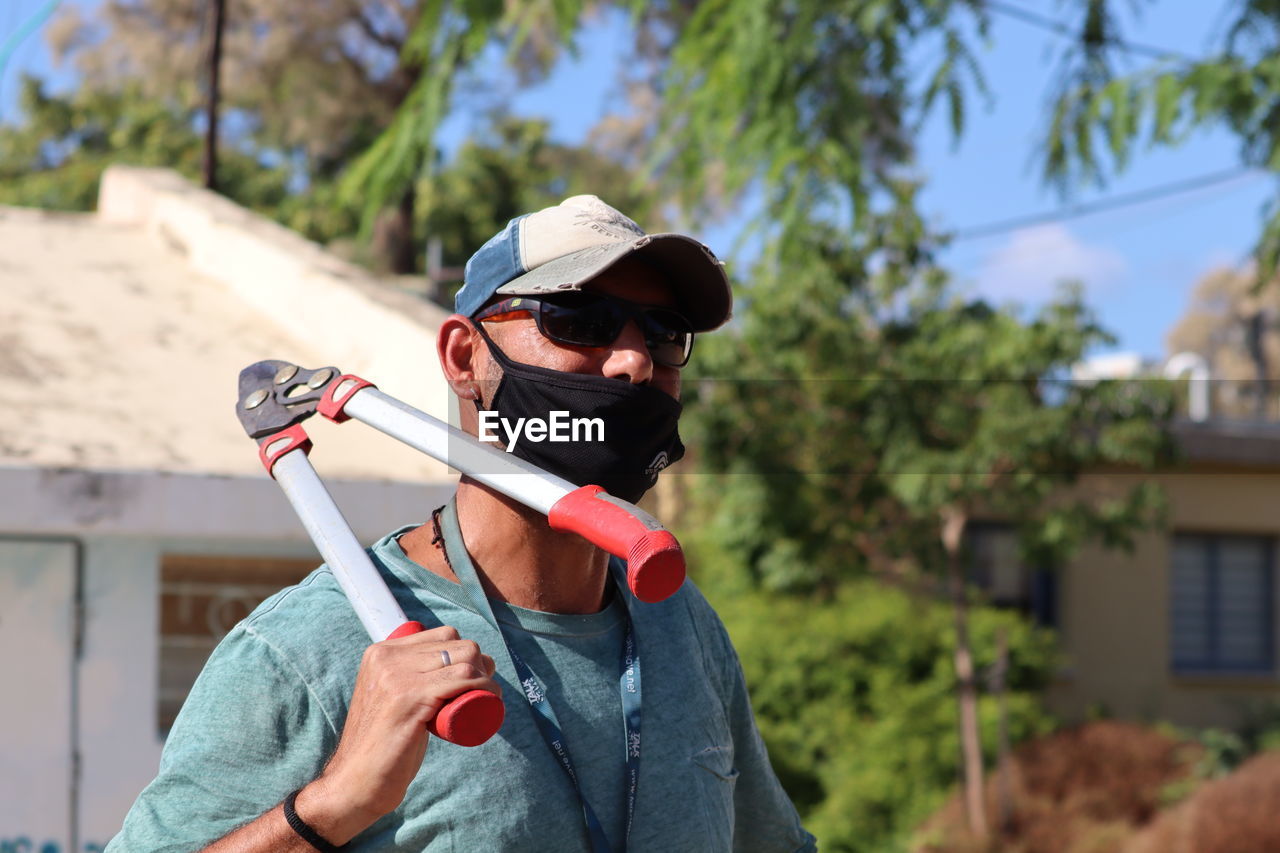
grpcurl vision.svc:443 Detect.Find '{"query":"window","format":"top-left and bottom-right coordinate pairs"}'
top-left (966, 523), bottom-right (1057, 628)
top-left (159, 554), bottom-right (317, 736)
top-left (1171, 534), bottom-right (1276, 674)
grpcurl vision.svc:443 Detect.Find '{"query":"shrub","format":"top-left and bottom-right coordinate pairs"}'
top-left (913, 721), bottom-right (1202, 853)
top-left (691, 538), bottom-right (1059, 853)
top-left (1125, 750), bottom-right (1280, 853)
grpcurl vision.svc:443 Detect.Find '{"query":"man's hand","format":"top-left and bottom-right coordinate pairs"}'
top-left (293, 626), bottom-right (500, 844)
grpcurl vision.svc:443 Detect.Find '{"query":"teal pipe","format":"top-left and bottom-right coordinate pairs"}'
top-left (0, 0), bottom-right (65, 117)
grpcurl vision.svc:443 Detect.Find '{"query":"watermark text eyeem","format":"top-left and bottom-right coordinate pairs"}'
top-left (478, 410), bottom-right (604, 452)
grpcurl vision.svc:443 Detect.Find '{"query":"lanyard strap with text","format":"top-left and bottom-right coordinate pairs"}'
top-left (437, 500), bottom-right (642, 853)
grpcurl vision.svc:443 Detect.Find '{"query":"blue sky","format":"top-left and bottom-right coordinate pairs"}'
top-left (3, 1), bottom-right (1270, 360)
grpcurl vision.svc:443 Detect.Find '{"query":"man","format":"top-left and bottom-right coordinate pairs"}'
top-left (107, 196), bottom-right (816, 852)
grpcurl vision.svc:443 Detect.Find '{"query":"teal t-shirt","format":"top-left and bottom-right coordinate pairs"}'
top-left (106, 525), bottom-right (816, 852)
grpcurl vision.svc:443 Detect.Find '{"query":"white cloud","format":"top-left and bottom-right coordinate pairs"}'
top-left (972, 224), bottom-right (1127, 304)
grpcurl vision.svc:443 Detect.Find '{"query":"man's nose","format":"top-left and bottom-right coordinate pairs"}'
top-left (602, 318), bottom-right (654, 385)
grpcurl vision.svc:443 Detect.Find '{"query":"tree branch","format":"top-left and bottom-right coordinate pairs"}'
top-left (335, 44), bottom-right (370, 81)
top-left (349, 0), bottom-right (403, 52)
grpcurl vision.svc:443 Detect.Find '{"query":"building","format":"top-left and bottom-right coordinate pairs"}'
top-left (972, 418), bottom-right (1280, 731)
top-left (0, 167), bottom-right (458, 851)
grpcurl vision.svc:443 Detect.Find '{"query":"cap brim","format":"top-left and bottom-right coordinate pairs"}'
top-left (493, 234), bottom-right (732, 332)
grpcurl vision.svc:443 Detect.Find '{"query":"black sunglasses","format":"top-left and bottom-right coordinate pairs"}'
top-left (473, 292), bottom-right (695, 368)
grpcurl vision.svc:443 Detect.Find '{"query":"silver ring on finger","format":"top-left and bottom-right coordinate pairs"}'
top-left (440, 649), bottom-right (452, 667)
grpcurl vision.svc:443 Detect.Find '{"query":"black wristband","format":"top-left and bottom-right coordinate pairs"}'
top-left (283, 788), bottom-right (344, 852)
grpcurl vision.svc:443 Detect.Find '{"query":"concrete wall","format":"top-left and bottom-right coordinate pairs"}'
top-left (1048, 470), bottom-right (1280, 729)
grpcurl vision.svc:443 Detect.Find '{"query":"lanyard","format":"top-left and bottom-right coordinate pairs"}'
top-left (436, 501), bottom-right (642, 853)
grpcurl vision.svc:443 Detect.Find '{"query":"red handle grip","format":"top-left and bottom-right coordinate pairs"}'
top-left (547, 485), bottom-right (686, 603)
top-left (386, 620), bottom-right (505, 747)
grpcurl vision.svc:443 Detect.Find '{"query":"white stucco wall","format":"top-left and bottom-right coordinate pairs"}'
top-left (96, 165), bottom-right (455, 425)
top-left (0, 465), bottom-right (450, 544)
top-left (77, 536), bottom-right (160, 850)
top-left (0, 540), bottom-right (76, 851)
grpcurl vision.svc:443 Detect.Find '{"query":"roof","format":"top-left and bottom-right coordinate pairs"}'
top-left (0, 167), bottom-right (455, 483)
top-left (1173, 418), bottom-right (1280, 469)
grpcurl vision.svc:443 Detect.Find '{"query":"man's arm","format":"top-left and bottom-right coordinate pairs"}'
top-left (201, 787), bottom-right (355, 852)
top-left (197, 626), bottom-right (500, 851)
top-left (688, 590), bottom-right (817, 852)
top-left (106, 615), bottom-right (498, 852)
top-left (201, 777), bottom-right (384, 851)
top-left (722, 646), bottom-right (818, 853)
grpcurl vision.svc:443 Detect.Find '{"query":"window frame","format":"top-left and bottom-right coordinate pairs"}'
top-left (158, 553), bottom-right (317, 738)
top-left (965, 521), bottom-right (1058, 629)
top-left (1169, 532), bottom-right (1277, 676)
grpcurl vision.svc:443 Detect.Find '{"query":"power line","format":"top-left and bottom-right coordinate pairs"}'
top-left (951, 166), bottom-right (1265, 241)
top-left (985, 0), bottom-right (1193, 62)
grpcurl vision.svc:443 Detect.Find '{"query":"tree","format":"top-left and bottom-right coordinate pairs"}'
top-left (0, 74), bottom-right (658, 308)
top-left (350, 0), bottom-right (993, 259)
top-left (626, 5), bottom-right (1177, 836)
top-left (1042, 0), bottom-right (1280, 275)
top-left (337, 0), bottom-right (586, 250)
top-left (0, 74), bottom-right (292, 214)
top-left (679, 213), bottom-right (1173, 841)
top-left (416, 116), bottom-right (670, 301)
top-left (49, 0), bottom-right (424, 270)
top-left (1166, 263), bottom-right (1280, 418)
top-left (48, 1), bottom-right (650, 278)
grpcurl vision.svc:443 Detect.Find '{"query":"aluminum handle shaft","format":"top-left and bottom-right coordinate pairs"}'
top-left (271, 449), bottom-right (406, 641)
top-left (342, 387), bottom-right (573, 515)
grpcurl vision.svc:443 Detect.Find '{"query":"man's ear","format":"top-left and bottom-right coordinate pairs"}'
top-left (438, 314), bottom-right (483, 401)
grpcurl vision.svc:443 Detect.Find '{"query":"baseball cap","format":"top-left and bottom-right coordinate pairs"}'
top-left (454, 195), bottom-right (732, 332)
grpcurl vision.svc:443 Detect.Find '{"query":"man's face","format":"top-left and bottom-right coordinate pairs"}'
top-left (475, 256), bottom-right (684, 401)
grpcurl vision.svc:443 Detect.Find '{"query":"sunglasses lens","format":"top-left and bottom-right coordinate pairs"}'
top-left (642, 309), bottom-right (694, 367)
top-left (536, 294), bottom-right (694, 367)
top-left (538, 295), bottom-right (625, 347)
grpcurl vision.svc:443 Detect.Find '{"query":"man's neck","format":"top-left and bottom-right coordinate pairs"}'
top-left (400, 479), bottom-right (611, 615)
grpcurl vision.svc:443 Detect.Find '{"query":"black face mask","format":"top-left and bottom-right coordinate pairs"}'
top-left (471, 324), bottom-right (685, 503)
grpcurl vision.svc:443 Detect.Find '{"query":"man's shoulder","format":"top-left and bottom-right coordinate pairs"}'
top-left (239, 565), bottom-right (359, 642)
top-left (228, 557), bottom-right (387, 682)
top-left (641, 574), bottom-right (722, 626)
top-left (632, 575), bottom-right (736, 661)
top-left (229, 537), bottom-right (462, 676)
